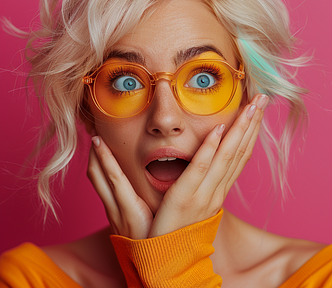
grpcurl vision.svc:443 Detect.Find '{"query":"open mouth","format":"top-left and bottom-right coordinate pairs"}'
top-left (146, 157), bottom-right (189, 182)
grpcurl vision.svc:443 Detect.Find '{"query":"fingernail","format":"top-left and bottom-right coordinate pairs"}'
top-left (257, 94), bottom-right (269, 111)
top-left (216, 124), bottom-right (226, 136)
top-left (92, 136), bottom-right (100, 147)
top-left (247, 105), bottom-right (257, 119)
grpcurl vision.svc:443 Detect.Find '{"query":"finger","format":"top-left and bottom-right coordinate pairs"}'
top-left (218, 94), bottom-right (266, 185)
top-left (89, 136), bottom-right (153, 239)
top-left (91, 136), bottom-right (142, 210)
top-left (167, 123), bottom-right (226, 199)
top-left (202, 94), bottom-right (267, 196)
top-left (88, 144), bottom-right (119, 217)
top-left (150, 124), bottom-right (227, 237)
top-left (224, 107), bottom-right (263, 191)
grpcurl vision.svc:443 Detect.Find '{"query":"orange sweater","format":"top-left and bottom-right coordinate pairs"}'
top-left (1, 212), bottom-right (332, 287)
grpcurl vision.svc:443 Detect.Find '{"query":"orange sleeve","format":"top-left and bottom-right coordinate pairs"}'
top-left (0, 245), bottom-right (45, 288)
top-left (0, 243), bottom-right (82, 288)
top-left (110, 209), bottom-right (223, 288)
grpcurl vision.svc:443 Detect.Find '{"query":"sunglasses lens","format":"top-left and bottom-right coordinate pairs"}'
top-left (176, 60), bottom-right (235, 115)
top-left (90, 60), bottom-right (239, 117)
top-left (94, 63), bottom-right (151, 117)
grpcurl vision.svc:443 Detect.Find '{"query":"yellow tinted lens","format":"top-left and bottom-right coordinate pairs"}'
top-left (94, 64), bottom-right (151, 117)
top-left (176, 60), bottom-right (235, 115)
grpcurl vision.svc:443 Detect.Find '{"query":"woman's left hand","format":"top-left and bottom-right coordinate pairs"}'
top-left (148, 94), bottom-right (268, 237)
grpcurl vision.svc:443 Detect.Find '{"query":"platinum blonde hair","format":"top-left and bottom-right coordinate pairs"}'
top-left (5, 0), bottom-right (308, 219)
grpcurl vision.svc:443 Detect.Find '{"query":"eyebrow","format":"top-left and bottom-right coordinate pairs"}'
top-left (106, 45), bottom-right (226, 67)
top-left (106, 50), bottom-right (146, 66)
top-left (174, 45), bottom-right (226, 66)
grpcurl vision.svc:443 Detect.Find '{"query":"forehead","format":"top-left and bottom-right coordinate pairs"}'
top-left (111, 0), bottom-right (236, 69)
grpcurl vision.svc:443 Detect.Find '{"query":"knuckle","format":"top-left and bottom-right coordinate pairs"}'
top-left (112, 169), bottom-right (126, 182)
top-left (221, 152), bottom-right (235, 166)
top-left (86, 164), bottom-right (97, 180)
top-left (253, 108), bottom-right (263, 121)
top-left (243, 150), bottom-right (253, 162)
top-left (236, 146), bottom-right (247, 159)
top-left (196, 161), bottom-right (210, 174)
top-left (205, 139), bottom-right (219, 151)
top-left (250, 108), bottom-right (263, 126)
top-left (98, 150), bottom-right (109, 163)
top-left (237, 117), bottom-right (250, 133)
top-left (239, 124), bottom-right (249, 135)
top-left (106, 177), bottom-right (115, 190)
top-left (234, 146), bottom-right (252, 164)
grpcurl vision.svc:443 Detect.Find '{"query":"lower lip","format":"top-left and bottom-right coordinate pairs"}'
top-left (144, 169), bottom-right (175, 194)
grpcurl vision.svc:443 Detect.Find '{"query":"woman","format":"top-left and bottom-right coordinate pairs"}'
top-left (1, 0), bottom-right (331, 287)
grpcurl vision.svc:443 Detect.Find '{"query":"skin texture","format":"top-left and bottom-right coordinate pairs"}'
top-left (88, 0), bottom-right (252, 240)
top-left (42, 0), bottom-right (326, 287)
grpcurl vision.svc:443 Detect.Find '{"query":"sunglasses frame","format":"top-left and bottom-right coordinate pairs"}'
top-left (82, 58), bottom-right (245, 118)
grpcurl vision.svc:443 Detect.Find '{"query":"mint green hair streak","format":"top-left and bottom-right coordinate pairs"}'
top-left (238, 38), bottom-right (280, 95)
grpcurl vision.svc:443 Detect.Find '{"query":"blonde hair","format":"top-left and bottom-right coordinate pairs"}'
top-left (5, 0), bottom-right (308, 219)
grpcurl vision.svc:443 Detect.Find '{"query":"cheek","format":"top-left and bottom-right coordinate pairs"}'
top-left (88, 95), bottom-right (135, 144)
top-left (205, 82), bottom-right (243, 136)
top-left (212, 81), bottom-right (244, 132)
top-left (222, 81), bottom-right (244, 116)
top-left (95, 119), bottom-right (140, 148)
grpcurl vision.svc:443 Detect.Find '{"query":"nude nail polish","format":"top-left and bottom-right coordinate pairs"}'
top-left (216, 124), bottom-right (226, 136)
top-left (257, 94), bottom-right (269, 111)
top-left (247, 105), bottom-right (257, 119)
top-left (92, 136), bottom-right (100, 147)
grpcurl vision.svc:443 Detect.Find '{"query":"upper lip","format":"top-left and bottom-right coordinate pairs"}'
top-left (144, 147), bottom-right (192, 167)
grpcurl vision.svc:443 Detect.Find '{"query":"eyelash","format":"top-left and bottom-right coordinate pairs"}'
top-left (104, 63), bottom-right (225, 96)
top-left (106, 67), bottom-right (141, 96)
top-left (188, 64), bottom-right (225, 94)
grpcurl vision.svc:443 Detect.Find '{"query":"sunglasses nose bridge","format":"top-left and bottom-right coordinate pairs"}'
top-left (153, 72), bottom-right (175, 83)
top-left (151, 71), bottom-right (176, 94)
top-left (150, 71), bottom-right (178, 105)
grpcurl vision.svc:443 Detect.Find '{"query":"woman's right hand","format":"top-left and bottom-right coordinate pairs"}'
top-left (87, 139), bottom-right (154, 240)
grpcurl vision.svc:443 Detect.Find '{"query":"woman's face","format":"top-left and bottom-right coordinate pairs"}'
top-left (90, 0), bottom-right (245, 214)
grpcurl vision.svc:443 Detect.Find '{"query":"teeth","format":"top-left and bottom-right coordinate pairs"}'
top-left (157, 157), bottom-right (177, 162)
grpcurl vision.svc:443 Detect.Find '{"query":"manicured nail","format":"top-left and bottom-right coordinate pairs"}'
top-left (257, 94), bottom-right (269, 111)
top-left (247, 105), bottom-right (257, 119)
top-left (216, 124), bottom-right (226, 136)
top-left (92, 136), bottom-right (100, 147)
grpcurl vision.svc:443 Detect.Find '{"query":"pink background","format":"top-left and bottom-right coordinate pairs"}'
top-left (1, 0), bottom-right (332, 254)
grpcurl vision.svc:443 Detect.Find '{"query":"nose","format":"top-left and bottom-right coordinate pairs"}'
top-left (145, 80), bottom-right (185, 137)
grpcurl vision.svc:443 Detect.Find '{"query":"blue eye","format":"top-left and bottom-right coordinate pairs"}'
top-left (113, 76), bottom-right (143, 91)
top-left (187, 73), bottom-right (216, 89)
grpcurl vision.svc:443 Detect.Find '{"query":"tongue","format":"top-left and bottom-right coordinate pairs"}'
top-left (147, 159), bottom-right (189, 182)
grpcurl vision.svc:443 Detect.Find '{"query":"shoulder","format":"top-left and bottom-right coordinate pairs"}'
top-left (251, 231), bottom-right (331, 287)
top-left (0, 243), bottom-right (34, 286)
top-left (278, 239), bottom-right (332, 287)
top-left (0, 242), bottom-right (48, 273)
top-left (41, 227), bottom-right (126, 288)
top-left (0, 242), bottom-right (81, 287)
top-left (282, 237), bottom-right (328, 265)
top-left (0, 242), bottom-right (39, 271)
top-left (217, 211), bottom-right (331, 287)
top-left (0, 228), bottom-right (126, 288)
top-left (279, 238), bottom-right (327, 273)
